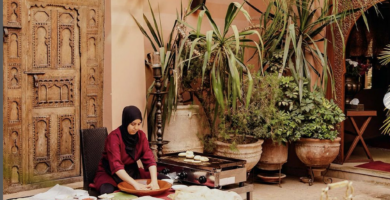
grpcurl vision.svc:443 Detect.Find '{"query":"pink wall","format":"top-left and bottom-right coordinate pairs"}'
top-left (104, 0), bottom-right (147, 132)
top-left (103, 0), bottom-right (112, 131)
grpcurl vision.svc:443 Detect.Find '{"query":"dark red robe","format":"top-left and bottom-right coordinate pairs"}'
top-left (93, 128), bottom-right (156, 190)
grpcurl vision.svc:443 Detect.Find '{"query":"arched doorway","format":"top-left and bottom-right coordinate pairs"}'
top-left (331, 0), bottom-right (389, 164)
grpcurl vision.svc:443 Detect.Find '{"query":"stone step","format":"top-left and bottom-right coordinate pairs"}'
top-left (327, 163), bottom-right (390, 185)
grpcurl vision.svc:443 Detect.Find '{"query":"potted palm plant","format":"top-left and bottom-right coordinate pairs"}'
top-left (178, 2), bottom-right (265, 172)
top-left (134, 0), bottom-right (265, 169)
top-left (378, 45), bottom-right (390, 134)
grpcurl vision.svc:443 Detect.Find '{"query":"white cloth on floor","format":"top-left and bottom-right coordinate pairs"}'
top-left (28, 184), bottom-right (75, 200)
top-left (168, 186), bottom-right (242, 200)
top-left (135, 196), bottom-right (164, 200)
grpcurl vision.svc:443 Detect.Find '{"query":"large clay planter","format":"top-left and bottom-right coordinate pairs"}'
top-left (295, 137), bottom-right (341, 168)
top-left (214, 137), bottom-right (264, 172)
top-left (256, 139), bottom-right (288, 171)
top-left (162, 105), bottom-right (207, 154)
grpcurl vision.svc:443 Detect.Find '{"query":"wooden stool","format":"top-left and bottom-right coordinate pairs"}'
top-left (344, 110), bottom-right (377, 163)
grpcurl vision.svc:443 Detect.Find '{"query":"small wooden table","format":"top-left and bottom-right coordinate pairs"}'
top-left (344, 110), bottom-right (377, 163)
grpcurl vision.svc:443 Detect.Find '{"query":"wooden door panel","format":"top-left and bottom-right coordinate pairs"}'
top-left (27, 6), bottom-right (81, 183)
top-left (3, 0), bottom-right (104, 193)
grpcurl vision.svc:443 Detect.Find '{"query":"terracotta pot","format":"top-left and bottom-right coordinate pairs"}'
top-left (295, 137), bottom-right (341, 168)
top-left (213, 137), bottom-right (264, 172)
top-left (162, 105), bottom-right (207, 154)
top-left (256, 139), bottom-right (288, 171)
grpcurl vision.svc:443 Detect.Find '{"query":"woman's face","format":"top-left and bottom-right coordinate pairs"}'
top-left (127, 119), bottom-right (142, 135)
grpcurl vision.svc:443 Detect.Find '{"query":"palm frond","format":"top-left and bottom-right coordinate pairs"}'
top-left (379, 44), bottom-right (390, 66)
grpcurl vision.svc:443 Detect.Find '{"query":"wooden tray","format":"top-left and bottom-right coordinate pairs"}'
top-left (117, 179), bottom-right (172, 197)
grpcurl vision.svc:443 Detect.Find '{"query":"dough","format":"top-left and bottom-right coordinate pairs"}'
top-left (200, 157), bottom-right (209, 162)
top-left (178, 152), bottom-right (187, 157)
top-left (184, 159), bottom-right (193, 162)
top-left (186, 151), bottom-right (194, 155)
top-left (98, 193), bottom-right (115, 199)
top-left (192, 160), bottom-right (201, 163)
top-left (186, 154), bottom-right (194, 159)
top-left (194, 155), bottom-right (201, 160)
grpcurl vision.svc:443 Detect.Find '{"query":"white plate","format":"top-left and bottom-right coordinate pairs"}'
top-left (172, 185), bottom-right (188, 190)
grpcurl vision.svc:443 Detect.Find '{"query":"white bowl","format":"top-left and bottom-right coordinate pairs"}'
top-left (172, 185), bottom-right (188, 190)
top-left (162, 179), bottom-right (174, 184)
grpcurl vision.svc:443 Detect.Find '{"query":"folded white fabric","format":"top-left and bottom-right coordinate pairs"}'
top-left (29, 184), bottom-right (75, 200)
top-left (135, 196), bottom-right (164, 200)
top-left (169, 186), bottom-right (242, 200)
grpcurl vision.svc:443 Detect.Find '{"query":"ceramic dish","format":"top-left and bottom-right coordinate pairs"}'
top-left (117, 179), bottom-right (172, 197)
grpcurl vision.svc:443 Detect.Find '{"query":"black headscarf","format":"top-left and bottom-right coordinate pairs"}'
top-left (119, 106), bottom-right (142, 160)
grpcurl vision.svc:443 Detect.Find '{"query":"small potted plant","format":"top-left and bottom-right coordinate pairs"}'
top-left (278, 77), bottom-right (345, 169)
top-left (212, 74), bottom-right (265, 172)
top-left (246, 73), bottom-right (298, 171)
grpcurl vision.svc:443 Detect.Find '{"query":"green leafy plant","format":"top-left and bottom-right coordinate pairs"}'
top-left (219, 73), bottom-right (283, 144)
top-left (217, 73), bottom-right (301, 148)
top-left (174, 2), bottom-right (263, 140)
top-left (132, 0), bottom-right (205, 141)
top-left (133, 1), bottom-right (262, 143)
top-left (246, 0), bottom-right (374, 101)
top-left (379, 44), bottom-right (390, 66)
top-left (278, 76), bottom-right (345, 140)
top-left (381, 92), bottom-right (390, 134)
top-left (379, 47), bottom-right (390, 135)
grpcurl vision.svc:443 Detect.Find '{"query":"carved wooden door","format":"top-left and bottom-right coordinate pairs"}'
top-left (3, 0), bottom-right (104, 193)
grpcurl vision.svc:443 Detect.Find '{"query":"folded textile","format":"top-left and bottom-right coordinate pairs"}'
top-left (135, 196), bottom-right (164, 200)
top-left (168, 186), bottom-right (242, 200)
top-left (29, 184), bottom-right (75, 200)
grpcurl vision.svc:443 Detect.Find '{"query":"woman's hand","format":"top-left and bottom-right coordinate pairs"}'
top-left (147, 165), bottom-right (159, 190)
top-left (132, 182), bottom-right (150, 190)
top-left (147, 180), bottom-right (160, 190)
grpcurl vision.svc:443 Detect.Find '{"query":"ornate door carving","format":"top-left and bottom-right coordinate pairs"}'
top-left (3, 0), bottom-right (104, 193)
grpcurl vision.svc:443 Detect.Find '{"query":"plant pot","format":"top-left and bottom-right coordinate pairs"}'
top-left (256, 139), bottom-right (288, 171)
top-left (213, 137), bottom-right (264, 172)
top-left (162, 105), bottom-right (207, 154)
top-left (295, 137), bottom-right (341, 168)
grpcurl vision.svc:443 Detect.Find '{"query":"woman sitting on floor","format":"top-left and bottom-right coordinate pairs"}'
top-left (94, 105), bottom-right (166, 194)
